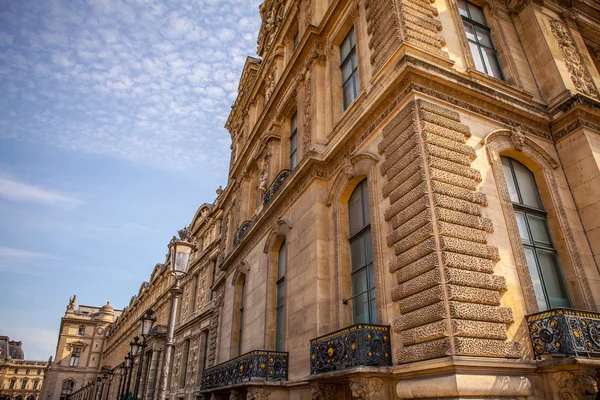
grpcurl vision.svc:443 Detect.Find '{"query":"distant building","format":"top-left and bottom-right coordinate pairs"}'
top-left (39, 297), bottom-right (120, 400)
top-left (0, 337), bottom-right (50, 400)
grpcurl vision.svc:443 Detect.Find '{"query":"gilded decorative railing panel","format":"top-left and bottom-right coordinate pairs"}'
top-left (200, 350), bottom-right (288, 390)
top-left (263, 169), bottom-right (291, 207)
top-left (232, 220), bottom-right (252, 247)
top-left (310, 324), bottom-right (392, 374)
top-left (527, 308), bottom-right (600, 358)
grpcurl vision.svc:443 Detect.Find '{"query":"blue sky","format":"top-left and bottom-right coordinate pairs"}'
top-left (0, 0), bottom-right (262, 360)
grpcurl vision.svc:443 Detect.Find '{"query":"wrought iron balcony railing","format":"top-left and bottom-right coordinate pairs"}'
top-left (200, 350), bottom-right (288, 390)
top-left (263, 169), bottom-right (291, 207)
top-left (310, 324), bottom-right (392, 374)
top-left (232, 220), bottom-right (252, 247)
top-left (527, 308), bottom-right (600, 358)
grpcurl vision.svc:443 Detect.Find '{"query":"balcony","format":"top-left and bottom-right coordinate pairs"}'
top-left (527, 308), bottom-right (600, 359)
top-left (232, 220), bottom-right (252, 247)
top-left (310, 324), bottom-right (392, 375)
top-left (263, 169), bottom-right (291, 207)
top-left (200, 350), bottom-right (288, 390)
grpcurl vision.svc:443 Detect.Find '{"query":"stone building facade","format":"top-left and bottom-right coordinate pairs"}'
top-left (48, 0), bottom-right (600, 398)
top-left (0, 337), bottom-right (50, 400)
top-left (39, 299), bottom-right (120, 400)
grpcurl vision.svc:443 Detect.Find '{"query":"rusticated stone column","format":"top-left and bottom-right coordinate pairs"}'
top-left (379, 99), bottom-right (520, 363)
top-left (143, 349), bottom-right (158, 400)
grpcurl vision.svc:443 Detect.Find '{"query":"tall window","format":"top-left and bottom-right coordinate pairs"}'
top-left (340, 27), bottom-right (359, 110)
top-left (501, 156), bottom-right (570, 310)
top-left (21, 380), bottom-right (27, 390)
top-left (9, 380), bottom-right (15, 389)
top-left (275, 240), bottom-right (287, 351)
top-left (32, 381), bottom-right (39, 390)
top-left (290, 112), bottom-right (298, 170)
top-left (201, 331), bottom-right (209, 372)
top-left (78, 325), bottom-right (85, 335)
top-left (60, 380), bottom-right (74, 400)
top-left (179, 339), bottom-right (190, 388)
top-left (237, 279), bottom-right (246, 356)
top-left (191, 274), bottom-right (199, 312)
top-left (210, 260), bottom-right (217, 300)
top-left (293, 31), bottom-right (299, 51)
top-left (69, 347), bottom-right (81, 367)
top-left (348, 180), bottom-right (376, 323)
top-left (458, 0), bottom-right (504, 80)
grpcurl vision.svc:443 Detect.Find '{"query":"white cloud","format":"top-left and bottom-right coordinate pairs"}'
top-left (0, 247), bottom-right (61, 261)
top-left (0, 326), bottom-right (57, 360)
top-left (0, 175), bottom-right (82, 206)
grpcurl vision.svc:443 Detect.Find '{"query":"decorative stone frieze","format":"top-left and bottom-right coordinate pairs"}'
top-left (310, 383), bottom-right (337, 400)
top-left (349, 377), bottom-right (384, 400)
top-left (247, 387), bottom-right (271, 400)
top-left (553, 370), bottom-right (598, 400)
top-left (379, 99), bottom-right (520, 363)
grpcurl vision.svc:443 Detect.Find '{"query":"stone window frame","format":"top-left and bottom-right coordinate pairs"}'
top-left (446, 0), bottom-right (524, 88)
top-left (229, 261), bottom-right (250, 358)
top-left (484, 129), bottom-right (595, 313)
top-left (263, 219), bottom-right (293, 351)
top-left (327, 152), bottom-right (387, 329)
top-left (326, 1), bottom-right (368, 126)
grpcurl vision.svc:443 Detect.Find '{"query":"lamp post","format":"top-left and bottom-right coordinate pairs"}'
top-left (116, 361), bottom-right (127, 400)
top-left (133, 310), bottom-right (156, 400)
top-left (104, 370), bottom-right (114, 400)
top-left (124, 352), bottom-right (134, 400)
top-left (157, 228), bottom-right (196, 400)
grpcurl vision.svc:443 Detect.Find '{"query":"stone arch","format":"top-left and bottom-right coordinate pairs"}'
top-left (484, 128), bottom-right (595, 312)
top-left (231, 260), bottom-right (250, 286)
top-left (263, 218), bottom-right (293, 253)
top-left (326, 152), bottom-right (379, 206)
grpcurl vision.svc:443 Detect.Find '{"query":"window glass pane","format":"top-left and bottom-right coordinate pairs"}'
top-left (482, 47), bottom-right (504, 79)
top-left (524, 247), bottom-right (549, 310)
top-left (469, 42), bottom-right (485, 73)
top-left (349, 186), bottom-right (364, 236)
top-left (527, 215), bottom-right (553, 246)
top-left (457, 0), bottom-right (469, 17)
top-left (278, 241), bottom-right (287, 279)
top-left (351, 239), bottom-right (366, 272)
top-left (365, 231), bottom-right (373, 264)
top-left (340, 32), bottom-right (352, 61)
top-left (463, 21), bottom-right (476, 42)
top-left (352, 269), bottom-right (368, 295)
top-left (475, 27), bottom-right (493, 47)
top-left (515, 212), bottom-right (531, 244)
top-left (468, 2), bottom-right (487, 25)
top-left (343, 82), bottom-right (355, 110)
top-left (369, 288), bottom-right (377, 324)
top-left (537, 250), bottom-right (570, 308)
top-left (275, 307), bottom-right (285, 351)
top-left (367, 264), bottom-right (375, 289)
top-left (291, 112), bottom-right (297, 132)
top-left (348, 28), bottom-right (355, 48)
top-left (352, 72), bottom-right (360, 100)
top-left (342, 62), bottom-right (353, 83)
top-left (352, 292), bottom-right (369, 324)
top-left (290, 133), bottom-right (297, 152)
top-left (277, 281), bottom-right (285, 307)
top-left (290, 152), bottom-right (297, 170)
top-left (512, 160), bottom-right (542, 209)
top-left (361, 182), bottom-right (370, 226)
top-left (501, 157), bottom-right (519, 203)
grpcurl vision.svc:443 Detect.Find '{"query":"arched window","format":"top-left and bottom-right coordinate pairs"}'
top-left (275, 240), bottom-right (286, 351)
top-left (501, 156), bottom-right (571, 310)
top-left (235, 278), bottom-right (246, 356)
top-left (348, 179), bottom-right (376, 323)
top-left (60, 380), bottom-right (74, 400)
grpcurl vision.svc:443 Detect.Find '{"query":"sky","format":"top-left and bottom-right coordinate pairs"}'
top-left (0, 0), bottom-right (263, 360)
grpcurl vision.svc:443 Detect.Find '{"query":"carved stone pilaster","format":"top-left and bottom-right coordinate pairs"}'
top-left (553, 371), bottom-right (598, 400)
top-left (349, 378), bottom-right (384, 400)
top-left (310, 383), bottom-right (337, 400)
top-left (549, 18), bottom-right (599, 99)
top-left (247, 388), bottom-right (271, 400)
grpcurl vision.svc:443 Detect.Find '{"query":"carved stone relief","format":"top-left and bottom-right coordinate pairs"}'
top-left (247, 388), bottom-right (271, 400)
top-left (310, 383), bottom-right (337, 400)
top-left (549, 18), bottom-right (599, 99)
top-left (553, 370), bottom-right (598, 400)
top-left (349, 377), bottom-right (384, 400)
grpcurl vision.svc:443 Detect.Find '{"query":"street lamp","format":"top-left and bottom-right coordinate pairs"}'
top-left (116, 363), bottom-right (126, 400)
top-left (123, 353), bottom-right (134, 400)
top-left (157, 227), bottom-right (196, 400)
top-left (132, 310), bottom-right (155, 400)
top-left (103, 370), bottom-right (114, 400)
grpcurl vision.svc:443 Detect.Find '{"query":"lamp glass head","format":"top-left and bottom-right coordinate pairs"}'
top-left (168, 240), bottom-right (194, 278)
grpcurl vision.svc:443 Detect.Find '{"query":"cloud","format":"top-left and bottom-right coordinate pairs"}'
top-left (0, 326), bottom-right (57, 360)
top-left (0, 246), bottom-right (62, 261)
top-left (0, 175), bottom-right (82, 206)
top-left (0, 0), bottom-right (264, 172)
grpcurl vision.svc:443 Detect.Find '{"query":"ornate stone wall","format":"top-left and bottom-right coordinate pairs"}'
top-left (379, 99), bottom-right (521, 362)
